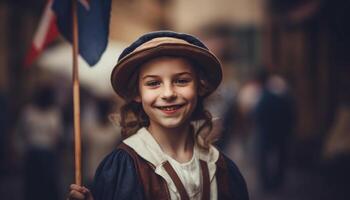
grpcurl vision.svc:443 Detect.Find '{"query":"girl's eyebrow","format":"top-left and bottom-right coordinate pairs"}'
top-left (175, 72), bottom-right (193, 76)
top-left (141, 72), bottom-right (193, 80)
top-left (141, 75), bottom-right (159, 80)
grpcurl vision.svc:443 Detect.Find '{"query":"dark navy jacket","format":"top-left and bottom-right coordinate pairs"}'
top-left (92, 144), bottom-right (249, 200)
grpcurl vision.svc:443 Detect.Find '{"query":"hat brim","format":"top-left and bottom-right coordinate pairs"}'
top-left (111, 43), bottom-right (222, 99)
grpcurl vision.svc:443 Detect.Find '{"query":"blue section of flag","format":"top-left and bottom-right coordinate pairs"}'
top-left (52, 0), bottom-right (111, 66)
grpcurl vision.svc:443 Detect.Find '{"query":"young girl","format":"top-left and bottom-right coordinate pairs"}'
top-left (68, 31), bottom-right (249, 200)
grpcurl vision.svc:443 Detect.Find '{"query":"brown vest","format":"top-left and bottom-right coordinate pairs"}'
top-left (118, 143), bottom-right (233, 200)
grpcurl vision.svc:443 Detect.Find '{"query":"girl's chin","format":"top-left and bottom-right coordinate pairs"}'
top-left (151, 119), bottom-right (188, 129)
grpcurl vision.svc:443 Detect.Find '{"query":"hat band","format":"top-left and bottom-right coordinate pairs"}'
top-left (134, 37), bottom-right (191, 52)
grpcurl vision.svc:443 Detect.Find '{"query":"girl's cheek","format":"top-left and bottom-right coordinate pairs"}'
top-left (139, 85), bottom-right (156, 98)
top-left (179, 85), bottom-right (197, 98)
top-left (140, 91), bottom-right (158, 103)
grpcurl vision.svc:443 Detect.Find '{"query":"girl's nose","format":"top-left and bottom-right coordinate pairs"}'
top-left (161, 84), bottom-right (177, 101)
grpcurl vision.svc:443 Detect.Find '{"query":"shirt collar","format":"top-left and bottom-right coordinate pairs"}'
top-left (123, 127), bottom-right (219, 181)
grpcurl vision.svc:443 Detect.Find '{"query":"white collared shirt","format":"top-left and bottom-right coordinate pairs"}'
top-left (123, 127), bottom-right (219, 200)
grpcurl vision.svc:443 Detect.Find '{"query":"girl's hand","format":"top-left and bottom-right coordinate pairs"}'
top-left (67, 184), bottom-right (94, 200)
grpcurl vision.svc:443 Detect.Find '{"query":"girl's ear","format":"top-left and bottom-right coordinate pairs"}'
top-left (134, 96), bottom-right (141, 103)
top-left (198, 79), bottom-right (208, 96)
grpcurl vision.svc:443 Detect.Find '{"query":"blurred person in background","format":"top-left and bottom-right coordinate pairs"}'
top-left (15, 84), bottom-right (63, 200)
top-left (252, 69), bottom-right (295, 191)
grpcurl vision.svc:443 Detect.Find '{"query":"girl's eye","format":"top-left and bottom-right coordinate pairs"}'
top-left (174, 78), bottom-right (191, 85)
top-left (145, 80), bottom-right (160, 87)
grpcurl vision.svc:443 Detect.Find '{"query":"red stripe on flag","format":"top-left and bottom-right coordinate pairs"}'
top-left (42, 17), bottom-right (59, 48)
top-left (24, 0), bottom-right (59, 68)
top-left (24, 45), bottom-right (40, 67)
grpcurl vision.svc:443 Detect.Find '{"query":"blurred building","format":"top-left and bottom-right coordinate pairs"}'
top-left (262, 0), bottom-right (350, 165)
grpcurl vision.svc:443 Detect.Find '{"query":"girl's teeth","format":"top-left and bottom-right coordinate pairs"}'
top-left (160, 105), bottom-right (180, 110)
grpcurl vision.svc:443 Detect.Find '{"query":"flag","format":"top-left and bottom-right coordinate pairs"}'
top-left (53, 0), bottom-right (112, 66)
top-left (24, 0), bottom-right (111, 67)
top-left (24, 0), bottom-right (59, 67)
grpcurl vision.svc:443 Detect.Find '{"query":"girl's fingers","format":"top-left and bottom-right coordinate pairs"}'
top-left (69, 184), bottom-right (89, 193)
top-left (82, 186), bottom-right (91, 194)
top-left (68, 184), bottom-right (92, 200)
top-left (70, 184), bottom-right (82, 190)
top-left (69, 190), bottom-right (85, 200)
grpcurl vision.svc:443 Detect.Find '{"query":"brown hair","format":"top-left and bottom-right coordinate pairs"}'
top-left (117, 57), bottom-right (216, 149)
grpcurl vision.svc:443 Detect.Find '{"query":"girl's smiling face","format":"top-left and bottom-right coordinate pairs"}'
top-left (136, 56), bottom-right (198, 130)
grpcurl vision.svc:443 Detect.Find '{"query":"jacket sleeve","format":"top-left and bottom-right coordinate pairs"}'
top-left (225, 156), bottom-right (250, 200)
top-left (92, 149), bottom-right (144, 200)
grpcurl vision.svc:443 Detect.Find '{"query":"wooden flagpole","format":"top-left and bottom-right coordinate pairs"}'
top-left (72, 0), bottom-right (82, 186)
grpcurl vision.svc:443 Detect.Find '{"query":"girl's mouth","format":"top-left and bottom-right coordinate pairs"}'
top-left (156, 104), bottom-right (184, 114)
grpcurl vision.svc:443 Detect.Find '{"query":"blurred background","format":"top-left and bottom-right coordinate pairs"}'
top-left (1, 0), bottom-right (350, 199)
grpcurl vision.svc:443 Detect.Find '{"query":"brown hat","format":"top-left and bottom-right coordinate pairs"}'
top-left (111, 31), bottom-right (222, 99)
